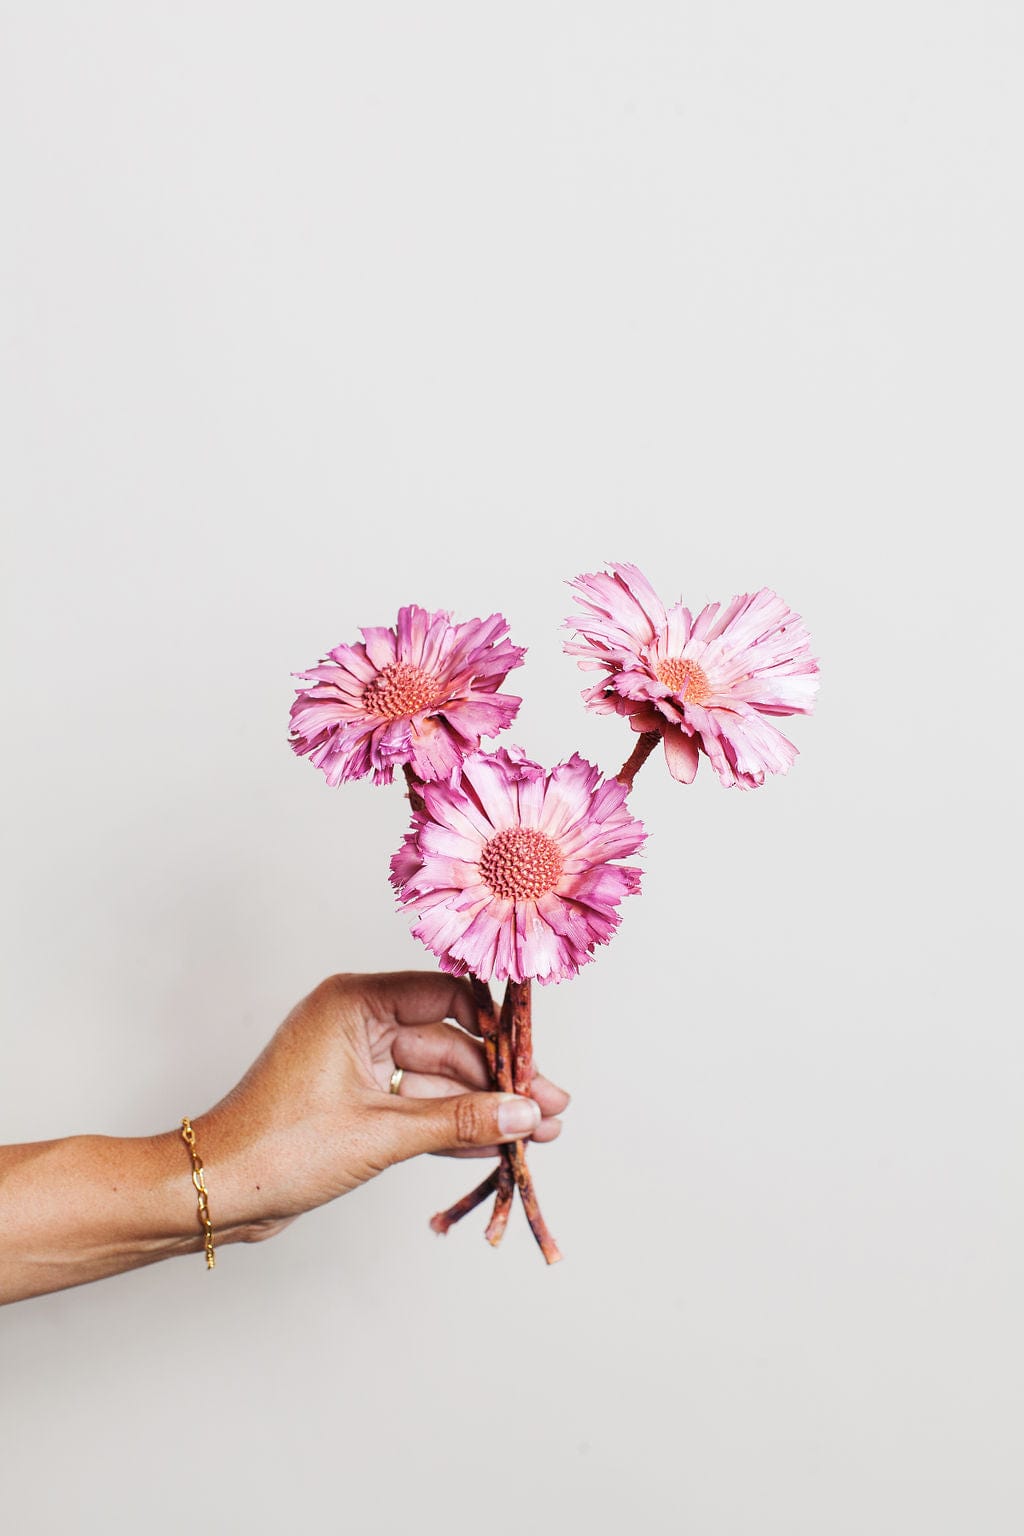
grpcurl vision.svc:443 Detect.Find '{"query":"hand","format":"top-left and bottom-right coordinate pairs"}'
top-left (195, 971), bottom-right (570, 1241)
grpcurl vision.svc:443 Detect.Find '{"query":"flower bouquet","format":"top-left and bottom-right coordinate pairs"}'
top-left (289, 564), bottom-right (819, 1263)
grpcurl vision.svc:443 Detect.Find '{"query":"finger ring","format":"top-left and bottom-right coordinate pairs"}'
top-left (388, 1066), bottom-right (405, 1096)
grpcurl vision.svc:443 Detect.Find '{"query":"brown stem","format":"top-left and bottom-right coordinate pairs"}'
top-left (481, 982), bottom-right (517, 1246)
top-left (615, 730), bottom-right (659, 791)
top-left (509, 977), bottom-right (533, 1094)
top-left (423, 977), bottom-right (563, 1262)
top-left (402, 762), bottom-right (426, 813)
top-left (470, 973), bottom-right (498, 1083)
top-left (494, 981), bottom-right (514, 1093)
top-left (466, 975), bottom-right (514, 1248)
top-left (509, 1143), bottom-right (563, 1265)
top-left (504, 978), bottom-right (563, 1264)
top-left (430, 1168), bottom-right (499, 1235)
top-left (483, 1159), bottom-right (515, 1246)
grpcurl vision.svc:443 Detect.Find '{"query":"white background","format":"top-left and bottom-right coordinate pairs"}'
top-left (1, 4), bottom-right (1021, 1533)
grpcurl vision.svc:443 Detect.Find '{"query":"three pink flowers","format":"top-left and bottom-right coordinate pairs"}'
top-left (289, 569), bottom-right (819, 984)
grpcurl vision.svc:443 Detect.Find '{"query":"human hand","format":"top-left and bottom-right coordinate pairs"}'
top-left (194, 971), bottom-right (570, 1242)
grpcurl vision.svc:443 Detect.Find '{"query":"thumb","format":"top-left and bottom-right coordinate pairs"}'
top-left (385, 1091), bottom-right (542, 1163)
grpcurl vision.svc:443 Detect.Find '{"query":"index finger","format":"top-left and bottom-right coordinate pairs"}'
top-left (356, 970), bottom-right (482, 1036)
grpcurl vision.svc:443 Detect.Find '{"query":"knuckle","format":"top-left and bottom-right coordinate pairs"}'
top-left (313, 973), bottom-right (354, 1006)
top-left (453, 1095), bottom-right (486, 1146)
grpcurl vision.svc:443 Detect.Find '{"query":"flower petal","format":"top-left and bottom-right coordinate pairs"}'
top-left (662, 726), bottom-right (700, 784)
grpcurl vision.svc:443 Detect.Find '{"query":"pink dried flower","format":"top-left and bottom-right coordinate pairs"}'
top-left (565, 563), bottom-right (819, 790)
top-left (289, 606), bottom-right (525, 787)
top-left (390, 747), bottom-right (645, 985)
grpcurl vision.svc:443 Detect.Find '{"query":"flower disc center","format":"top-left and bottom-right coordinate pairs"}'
top-left (656, 656), bottom-right (711, 704)
top-left (363, 661), bottom-right (444, 720)
top-left (479, 827), bottom-right (564, 901)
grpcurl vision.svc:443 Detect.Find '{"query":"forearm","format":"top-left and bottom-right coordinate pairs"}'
top-left (0, 973), bottom-right (562, 1305)
top-left (0, 1118), bottom-right (265, 1305)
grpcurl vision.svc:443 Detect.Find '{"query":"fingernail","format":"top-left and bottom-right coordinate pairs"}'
top-left (498, 1096), bottom-right (542, 1136)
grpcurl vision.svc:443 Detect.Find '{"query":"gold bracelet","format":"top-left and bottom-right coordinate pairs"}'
top-left (180, 1117), bottom-right (216, 1269)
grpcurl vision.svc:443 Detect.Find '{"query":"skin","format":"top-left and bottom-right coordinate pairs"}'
top-left (0, 971), bottom-right (570, 1306)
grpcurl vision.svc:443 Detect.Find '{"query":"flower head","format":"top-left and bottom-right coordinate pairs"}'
top-left (289, 606), bottom-right (525, 787)
top-left (565, 563), bottom-right (819, 790)
top-left (391, 747), bottom-right (645, 985)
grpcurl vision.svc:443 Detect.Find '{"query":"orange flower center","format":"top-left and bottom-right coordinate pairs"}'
top-left (656, 656), bottom-right (711, 704)
top-left (479, 827), bottom-right (564, 900)
top-left (363, 662), bottom-right (444, 720)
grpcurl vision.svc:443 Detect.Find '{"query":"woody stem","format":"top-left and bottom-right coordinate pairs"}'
top-left (615, 730), bottom-right (659, 791)
top-left (484, 982), bottom-right (516, 1244)
top-left (402, 762), bottom-right (426, 813)
top-left (429, 1169), bottom-right (499, 1235)
top-left (506, 979), bottom-right (562, 1265)
top-left (429, 975), bottom-right (514, 1241)
top-left (509, 977), bottom-right (533, 1096)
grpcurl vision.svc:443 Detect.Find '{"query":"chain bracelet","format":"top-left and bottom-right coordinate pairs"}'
top-left (180, 1117), bottom-right (216, 1269)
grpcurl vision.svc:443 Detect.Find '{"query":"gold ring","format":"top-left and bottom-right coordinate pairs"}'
top-left (388, 1066), bottom-right (404, 1095)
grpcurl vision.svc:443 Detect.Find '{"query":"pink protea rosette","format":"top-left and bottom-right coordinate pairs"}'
top-left (391, 747), bottom-right (645, 985)
top-left (565, 563), bottom-right (819, 790)
top-left (289, 605), bottom-right (525, 787)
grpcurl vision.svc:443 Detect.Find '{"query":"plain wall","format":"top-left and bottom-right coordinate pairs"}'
top-left (2, 4), bottom-right (1021, 1533)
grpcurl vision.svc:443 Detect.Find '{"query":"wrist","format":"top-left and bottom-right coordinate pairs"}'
top-left (186, 1106), bottom-right (287, 1237)
top-left (83, 1129), bottom-right (227, 1255)
top-left (76, 1121), bottom-right (273, 1258)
